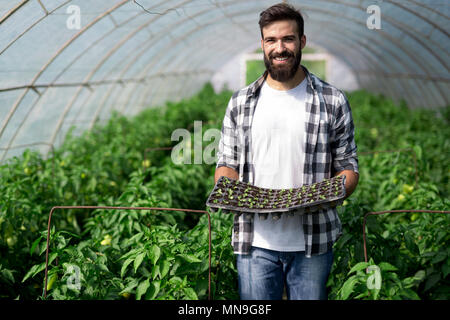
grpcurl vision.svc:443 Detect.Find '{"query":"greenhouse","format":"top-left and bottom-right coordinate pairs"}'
top-left (0, 0), bottom-right (449, 302)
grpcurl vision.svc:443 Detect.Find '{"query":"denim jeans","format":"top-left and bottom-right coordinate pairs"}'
top-left (236, 246), bottom-right (333, 300)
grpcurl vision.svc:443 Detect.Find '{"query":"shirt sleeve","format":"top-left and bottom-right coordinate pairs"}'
top-left (331, 91), bottom-right (359, 175)
top-left (216, 97), bottom-right (240, 172)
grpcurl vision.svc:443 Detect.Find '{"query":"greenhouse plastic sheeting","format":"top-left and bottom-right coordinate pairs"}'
top-left (0, 0), bottom-right (449, 160)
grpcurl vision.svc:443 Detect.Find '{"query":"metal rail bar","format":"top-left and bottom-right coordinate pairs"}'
top-left (0, 0), bottom-right (130, 145)
top-left (0, 0), bottom-right (29, 24)
top-left (0, 0), bottom-right (221, 146)
top-left (126, 5), bottom-right (450, 117)
top-left (47, 0), bottom-right (230, 144)
top-left (307, 11), bottom-right (448, 106)
top-left (36, 0), bottom-right (48, 15)
top-left (131, 8), bottom-right (379, 112)
top-left (405, 0), bottom-right (450, 19)
top-left (0, 141), bottom-right (54, 158)
top-left (308, 24), bottom-right (417, 107)
top-left (126, 36), bottom-right (242, 117)
top-left (2, 1), bottom-right (446, 152)
top-left (82, 3), bottom-right (253, 127)
top-left (43, 205), bottom-right (212, 300)
top-left (0, 1), bottom-right (70, 55)
top-left (350, 72), bottom-right (450, 83)
top-left (0, 72), bottom-right (212, 93)
top-left (321, 0), bottom-right (449, 71)
top-left (0, 0), bottom-right (168, 145)
top-left (385, 0), bottom-right (449, 38)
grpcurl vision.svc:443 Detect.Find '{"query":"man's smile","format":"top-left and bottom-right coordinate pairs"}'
top-left (270, 53), bottom-right (294, 65)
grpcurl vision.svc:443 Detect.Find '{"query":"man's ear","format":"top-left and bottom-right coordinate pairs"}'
top-left (300, 34), bottom-right (306, 50)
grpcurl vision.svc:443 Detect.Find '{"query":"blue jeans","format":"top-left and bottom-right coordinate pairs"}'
top-left (236, 246), bottom-right (333, 300)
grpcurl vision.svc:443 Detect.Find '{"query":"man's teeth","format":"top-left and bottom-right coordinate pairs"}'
top-left (275, 57), bottom-right (288, 61)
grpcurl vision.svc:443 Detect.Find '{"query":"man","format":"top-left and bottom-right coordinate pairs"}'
top-left (215, 3), bottom-right (359, 300)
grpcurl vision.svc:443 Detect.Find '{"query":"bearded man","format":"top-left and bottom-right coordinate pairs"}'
top-left (215, 2), bottom-right (359, 300)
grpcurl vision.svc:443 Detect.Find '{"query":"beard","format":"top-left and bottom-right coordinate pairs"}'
top-left (263, 48), bottom-right (302, 82)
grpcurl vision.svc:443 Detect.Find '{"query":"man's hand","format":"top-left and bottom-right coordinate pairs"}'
top-left (335, 170), bottom-right (359, 199)
top-left (214, 166), bottom-right (238, 184)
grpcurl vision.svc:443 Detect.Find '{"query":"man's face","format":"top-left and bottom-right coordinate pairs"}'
top-left (261, 20), bottom-right (305, 82)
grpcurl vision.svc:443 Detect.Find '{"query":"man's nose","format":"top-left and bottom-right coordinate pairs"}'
top-left (274, 40), bottom-right (286, 53)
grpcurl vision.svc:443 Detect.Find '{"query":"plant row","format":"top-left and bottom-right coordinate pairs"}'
top-left (0, 86), bottom-right (449, 300)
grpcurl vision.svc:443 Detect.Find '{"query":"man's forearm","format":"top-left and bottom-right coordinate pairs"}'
top-left (335, 170), bottom-right (359, 199)
top-left (214, 166), bottom-right (239, 184)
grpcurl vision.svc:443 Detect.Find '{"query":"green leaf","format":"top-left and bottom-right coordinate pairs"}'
top-left (348, 262), bottom-right (370, 275)
top-left (134, 252), bottom-right (146, 273)
top-left (183, 287), bottom-right (199, 300)
top-left (22, 265), bottom-right (39, 283)
top-left (120, 248), bottom-right (140, 261)
top-left (125, 232), bottom-right (144, 246)
top-left (442, 264), bottom-right (450, 278)
top-left (404, 233), bottom-right (419, 255)
top-left (371, 288), bottom-right (381, 300)
top-left (194, 278), bottom-right (209, 299)
top-left (378, 262), bottom-right (398, 272)
top-left (151, 265), bottom-right (160, 280)
top-left (169, 276), bottom-right (183, 285)
top-left (424, 273), bottom-right (441, 292)
top-left (354, 292), bottom-right (370, 299)
top-left (96, 264), bottom-right (109, 273)
top-left (400, 288), bottom-right (420, 300)
top-left (119, 278), bottom-right (139, 294)
top-left (86, 248), bottom-right (97, 261)
top-left (340, 276), bottom-right (359, 300)
top-left (148, 245), bottom-right (161, 265)
top-left (413, 270), bottom-right (426, 282)
top-left (431, 252), bottom-right (447, 264)
top-left (121, 258), bottom-right (134, 278)
top-left (160, 260), bottom-right (171, 279)
top-left (30, 237), bottom-right (41, 255)
top-left (335, 233), bottom-right (352, 249)
top-left (136, 279), bottom-right (150, 300)
top-left (1, 269), bottom-right (15, 284)
top-left (146, 280), bottom-right (161, 300)
top-left (178, 254), bottom-right (202, 263)
top-left (22, 253), bottom-right (57, 283)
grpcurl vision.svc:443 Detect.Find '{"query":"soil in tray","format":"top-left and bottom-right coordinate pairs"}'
top-left (207, 175), bottom-right (345, 212)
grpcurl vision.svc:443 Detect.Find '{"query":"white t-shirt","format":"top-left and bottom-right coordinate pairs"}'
top-left (250, 78), bottom-right (307, 252)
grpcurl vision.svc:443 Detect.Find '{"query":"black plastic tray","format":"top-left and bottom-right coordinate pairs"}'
top-left (206, 175), bottom-right (346, 217)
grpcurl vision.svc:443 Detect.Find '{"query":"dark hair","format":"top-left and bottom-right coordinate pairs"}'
top-left (259, 3), bottom-right (304, 39)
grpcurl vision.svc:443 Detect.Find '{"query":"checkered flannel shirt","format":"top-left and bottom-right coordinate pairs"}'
top-left (216, 65), bottom-right (359, 258)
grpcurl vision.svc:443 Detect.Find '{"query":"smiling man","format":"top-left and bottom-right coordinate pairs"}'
top-left (215, 3), bottom-right (359, 300)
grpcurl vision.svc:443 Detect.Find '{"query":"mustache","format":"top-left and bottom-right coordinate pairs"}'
top-left (269, 51), bottom-right (295, 59)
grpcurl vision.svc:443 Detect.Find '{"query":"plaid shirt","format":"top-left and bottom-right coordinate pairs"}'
top-left (216, 65), bottom-right (359, 258)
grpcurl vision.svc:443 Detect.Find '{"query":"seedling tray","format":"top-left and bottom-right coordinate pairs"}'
top-left (206, 175), bottom-right (346, 218)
